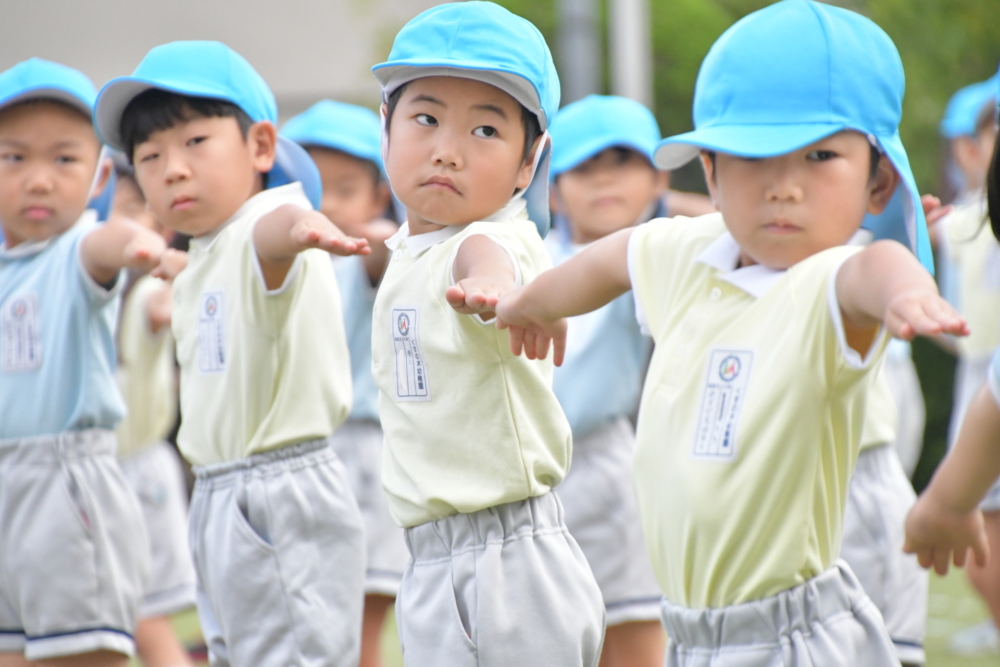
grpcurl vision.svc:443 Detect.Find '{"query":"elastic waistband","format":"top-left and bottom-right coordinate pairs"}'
top-left (0, 428), bottom-right (117, 463)
top-left (405, 492), bottom-right (567, 561)
top-left (193, 437), bottom-right (331, 480)
top-left (661, 561), bottom-right (869, 649)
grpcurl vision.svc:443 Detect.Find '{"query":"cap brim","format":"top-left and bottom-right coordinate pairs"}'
top-left (654, 122), bottom-right (847, 170)
top-left (269, 136), bottom-right (323, 210)
top-left (95, 77), bottom-right (245, 150)
top-left (0, 87), bottom-right (92, 118)
top-left (552, 137), bottom-right (654, 178)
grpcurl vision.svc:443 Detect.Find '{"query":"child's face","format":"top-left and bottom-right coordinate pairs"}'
top-left (308, 147), bottom-right (389, 239)
top-left (132, 114), bottom-right (275, 237)
top-left (952, 124), bottom-right (998, 191)
top-left (384, 76), bottom-right (538, 231)
top-left (553, 147), bottom-right (668, 244)
top-left (0, 102), bottom-right (104, 248)
top-left (701, 130), bottom-right (898, 270)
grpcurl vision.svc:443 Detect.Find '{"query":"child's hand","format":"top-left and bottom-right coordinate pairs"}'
top-left (495, 287), bottom-right (568, 366)
top-left (123, 227), bottom-right (167, 273)
top-left (151, 249), bottom-right (189, 282)
top-left (445, 277), bottom-right (506, 316)
top-left (921, 194), bottom-right (952, 229)
top-left (290, 210), bottom-right (371, 257)
top-left (885, 288), bottom-right (969, 341)
top-left (904, 493), bottom-right (989, 575)
top-left (146, 282), bottom-right (173, 334)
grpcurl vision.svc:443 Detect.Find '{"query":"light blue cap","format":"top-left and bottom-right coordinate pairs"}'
top-left (0, 57), bottom-right (96, 117)
top-left (655, 0), bottom-right (933, 273)
top-left (940, 76), bottom-right (998, 139)
top-left (372, 1), bottom-right (559, 237)
top-left (94, 41), bottom-right (322, 209)
top-left (281, 100), bottom-right (383, 172)
top-left (550, 95), bottom-right (660, 178)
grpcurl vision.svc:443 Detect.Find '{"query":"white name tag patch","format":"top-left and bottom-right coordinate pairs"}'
top-left (198, 291), bottom-right (226, 375)
top-left (692, 349), bottom-right (753, 460)
top-left (2, 292), bottom-right (42, 372)
top-left (392, 306), bottom-right (430, 402)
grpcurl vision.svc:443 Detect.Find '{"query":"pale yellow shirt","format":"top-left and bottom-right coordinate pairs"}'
top-left (629, 214), bottom-right (886, 609)
top-left (172, 183), bottom-right (352, 466)
top-left (115, 275), bottom-right (176, 459)
top-left (372, 202), bottom-right (572, 528)
top-left (942, 193), bottom-right (1000, 358)
top-left (858, 371), bottom-right (897, 452)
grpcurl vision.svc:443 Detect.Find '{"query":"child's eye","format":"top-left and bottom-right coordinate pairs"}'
top-left (1, 153), bottom-right (23, 163)
top-left (415, 114), bottom-right (438, 127)
top-left (187, 136), bottom-right (207, 147)
top-left (806, 150), bottom-right (837, 161)
top-left (56, 155), bottom-right (78, 164)
top-left (473, 126), bottom-right (498, 139)
top-left (138, 151), bottom-right (159, 164)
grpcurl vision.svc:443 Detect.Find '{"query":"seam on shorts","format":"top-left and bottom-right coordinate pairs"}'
top-left (25, 626), bottom-right (133, 641)
top-left (412, 525), bottom-right (570, 565)
top-left (0, 629), bottom-right (25, 635)
top-left (891, 638), bottom-right (924, 649)
top-left (261, 477), bottom-right (307, 665)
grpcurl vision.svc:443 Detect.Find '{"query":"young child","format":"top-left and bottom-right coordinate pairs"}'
top-left (109, 157), bottom-right (197, 667)
top-left (546, 94), bottom-right (665, 667)
top-left (0, 58), bottom-right (165, 666)
top-left (281, 100), bottom-right (406, 667)
top-left (495, 1), bottom-right (966, 664)
top-left (370, 3), bottom-right (605, 665)
top-left (94, 41), bottom-right (370, 666)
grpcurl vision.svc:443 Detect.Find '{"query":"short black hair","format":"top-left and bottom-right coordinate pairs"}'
top-left (704, 142), bottom-right (883, 182)
top-left (119, 89), bottom-right (254, 160)
top-left (384, 82), bottom-right (542, 162)
top-left (987, 129), bottom-right (1000, 244)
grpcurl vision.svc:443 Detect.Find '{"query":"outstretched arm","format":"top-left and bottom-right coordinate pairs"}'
top-left (81, 218), bottom-right (167, 287)
top-left (904, 385), bottom-right (1000, 574)
top-left (835, 240), bottom-right (968, 357)
top-left (445, 234), bottom-right (517, 319)
top-left (254, 204), bottom-right (370, 290)
top-left (495, 226), bottom-right (634, 365)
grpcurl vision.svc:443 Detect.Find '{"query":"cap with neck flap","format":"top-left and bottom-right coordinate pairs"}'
top-left (372, 1), bottom-right (560, 237)
top-left (654, 0), bottom-right (933, 274)
top-left (94, 41), bottom-right (322, 210)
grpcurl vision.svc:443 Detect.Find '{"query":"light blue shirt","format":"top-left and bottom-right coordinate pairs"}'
top-left (0, 211), bottom-right (125, 439)
top-left (990, 347), bottom-right (1000, 407)
top-left (333, 255), bottom-right (380, 423)
top-left (547, 236), bottom-right (651, 437)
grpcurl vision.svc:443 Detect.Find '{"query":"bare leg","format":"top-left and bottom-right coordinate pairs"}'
top-left (37, 651), bottom-right (128, 667)
top-left (598, 621), bottom-right (665, 667)
top-left (134, 616), bottom-right (194, 667)
top-left (360, 594), bottom-right (395, 667)
top-left (967, 511), bottom-right (1000, 625)
top-left (0, 652), bottom-right (32, 667)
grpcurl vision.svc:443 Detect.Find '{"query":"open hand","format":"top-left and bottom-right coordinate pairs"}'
top-left (921, 194), bottom-right (952, 229)
top-left (885, 288), bottom-right (969, 340)
top-left (291, 211), bottom-right (371, 257)
top-left (904, 494), bottom-right (989, 575)
top-left (495, 287), bottom-right (568, 365)
top-left (123, 228), bottom-right (167, 273)
top-left (445, 277), bottom-right (506, 317)
top-left (151, 248), bottom-right (189, 282)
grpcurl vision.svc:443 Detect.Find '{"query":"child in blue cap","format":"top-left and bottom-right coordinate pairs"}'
top-left (95, 42), bottom-right (370, 666)
top-left (281, 100), bottom-right (406, 667)
top-left (0, 58), bottom-right (167, 666)
top-left (370, 3), bottom-right (605, 665)
top-left (496, 1), bottom-right (967, 664)
top-left (546, 94), bottom-right (666, 667)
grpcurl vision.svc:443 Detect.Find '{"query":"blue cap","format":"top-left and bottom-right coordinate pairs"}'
top-left (94, 41), bottom-right (322, 209)
top-left (654, 0), bottom-right (933, 273)
top-left (0, 58), bottom-right (96, 117)
top-left (940, 76), bottom-right (998, 139)
top-left (372, 2), bottom-right (559, 236)
top-left (549, 95), bottom-right (660, 178)
top-left (281, 100), bottom-right (383, 172)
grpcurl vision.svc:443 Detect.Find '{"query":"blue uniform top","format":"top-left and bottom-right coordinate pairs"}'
top-left (0, 212), bottom-right (125, 439)
top-left (547, 235), bottom-right (651, 437)
top-left (333, 255), bottom-right (380, 423)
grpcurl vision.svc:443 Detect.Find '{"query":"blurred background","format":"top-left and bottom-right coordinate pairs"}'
top-left (2, 1), bottom-right (998, 664)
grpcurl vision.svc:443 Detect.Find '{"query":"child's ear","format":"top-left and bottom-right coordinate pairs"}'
top-left (248, 121), bottom-right (278, 174)
top-left (699, 151), bottom-right (720, 207)
top-left (516, 134), bottom-right (547, 190)
top-left (866, 156), bottom-right (901, 215)
top-left (654, 169), bottom-right (670, 196)
top-left (90, 156), bottom-right (114, 199)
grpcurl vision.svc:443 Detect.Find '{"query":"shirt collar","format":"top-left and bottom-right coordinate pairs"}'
top-left (386, 199), bottom-right (530, 259)
top-left (189, 183), bottom-right (308, 253)
top-left (695, 231), bottom-right (785, 299)
top-left (0, 209), bottom-right (97, 261)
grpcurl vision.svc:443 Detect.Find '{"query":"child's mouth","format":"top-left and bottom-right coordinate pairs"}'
top-left (23, 206), bottom-right (53, 221)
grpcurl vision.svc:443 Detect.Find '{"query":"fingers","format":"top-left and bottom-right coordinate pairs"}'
top-left (972, 529), bottom-right (990, 568)
top-left (888, 292), bottom-right (968, 339)
top-left (933, 547), bottom-right (952, 576)
top-left (553, 336), bottom-right (566, 367)
top-left (445, 285), bottom-right (468, 312)
top-left (507, 326), bottom-right (525, 356)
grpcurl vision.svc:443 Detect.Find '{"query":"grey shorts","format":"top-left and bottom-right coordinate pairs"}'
top-left (661, 561), bottom-right (898, 666)
top-left (120, 441), bottom-right (197, 618)
top-left (398, 492), bottom-right (606, 667)
top-left (328, 420), bottom-right (408, 597)
top-left (841, 444), bottom-right (927, 665)
top-left (189, 438), bottom-right (366, 667)
top-left (557, 417), bottom-right (662, 625)
top-left (0, 430), bottom-right (148, 660)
